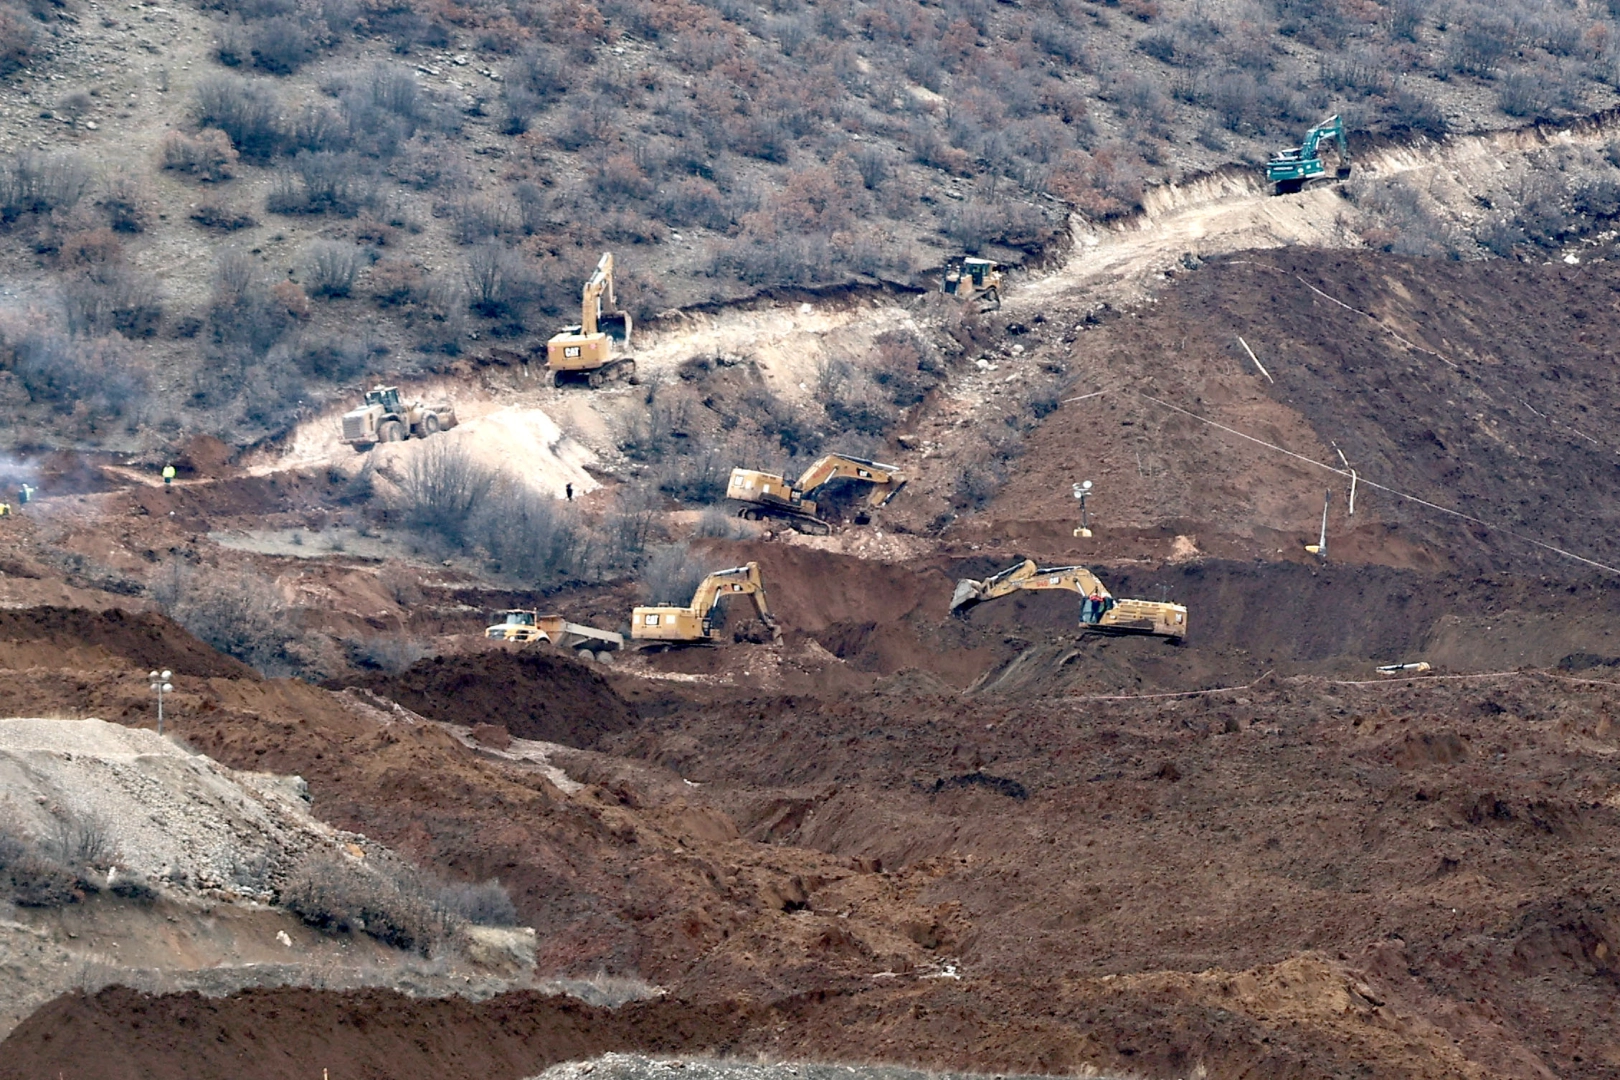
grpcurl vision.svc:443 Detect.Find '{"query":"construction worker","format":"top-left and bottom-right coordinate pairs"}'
top-left (16, 484), bottom-right (32, 506)
top-left (565, 482), bottom-right (573, 501)
top-left (162, 464), bottom-right (176, 488)
top-left (0, 503), bottom-right (9, 517)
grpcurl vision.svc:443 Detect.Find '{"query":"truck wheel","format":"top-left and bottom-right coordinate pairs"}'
top-left (422, 414), bottom-right (441, 436)
top-left (378, 420), bottom-right (405, 442)
top-left (576, 648), bottom-right (595, 663)
top-left (552, 370), bottom-right (565, 388)
top-left (596, 651), bottom-right (614, 665)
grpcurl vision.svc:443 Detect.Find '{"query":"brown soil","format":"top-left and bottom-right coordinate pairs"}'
top-left (10, 247), bottom-right (1620, 1080)
top-left (0, 607), bottom-right (255, 679)
top-left (333, 648), bottom-right (636, 747)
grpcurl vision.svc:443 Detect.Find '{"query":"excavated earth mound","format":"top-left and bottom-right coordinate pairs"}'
top-left (0, 608), bottom-right (254, 680)
top-left (333, 650), bottom-right (635, 746)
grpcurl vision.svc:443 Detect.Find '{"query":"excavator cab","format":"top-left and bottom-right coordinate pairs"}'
top-left (1080, 594), bottom-right (1114, 625)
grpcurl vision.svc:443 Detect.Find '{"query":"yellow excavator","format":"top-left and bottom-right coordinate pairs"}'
top-left (726, 454), bottom-right (906, 535)
top-left (631, 562), bottom-right (782, 646)
top-left (547, 252), bottom-right (636, 389)
top-left (950, 558), bottom-right (1188, 639)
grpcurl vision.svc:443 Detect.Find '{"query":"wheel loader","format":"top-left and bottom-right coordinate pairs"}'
top-left (631, 562), bottom-right (782, 646)
top-left (341, 385), bottom-right (458, 448)
top-left (485, 609), bottom-right (624, 662)
top-left (942, 257), bottom-right (1002, 310)
top-left (1266, 115), bottom-right (1351, 195)
top-left (726, 454), bottom-right (906, 535)
top-left (547, 252), bottom-right (636, 389)
top-left (950, 558), bottom-right (1188, 640)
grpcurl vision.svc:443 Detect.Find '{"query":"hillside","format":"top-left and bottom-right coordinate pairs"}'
top-left (4, 0), bottom-right (1620, 449)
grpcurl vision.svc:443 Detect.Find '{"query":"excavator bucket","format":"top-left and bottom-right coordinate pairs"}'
top-left (599, 310), bottom-right (632, 344)
top-left (949, 578), bottom-right (985, 613)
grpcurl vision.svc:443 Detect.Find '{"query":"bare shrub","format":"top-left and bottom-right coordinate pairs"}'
top-left (463, 242), bottom-right (536, 320)
top-left (161, 129), bottom-right (239, 181)
top-left (97, 173), bottom-right (155, 234)
top-left (367, 260), bottom-right (425, 306)
top-left (293, 335), bottom-right (370, 380)
top-left (44, 809), bottom-right (116, 867)
top-left (191, 199), bottom-right (257, 231)
top-left (640, 541), bottom-right (708, 604)
top-left (601, 487), bottom-right (663, 569)
top-left (392, 441), bottom-right (497, 549)
top-left (353, 633), bottom-right (430, 673)
top-left (153, 561), bottom-right (303, 675)
top-left (1389, 0), bottom-right (1428, 42)
top-left (472, 483), bottom-right (589, 586)
top-left (0, 152), bottom-right (93, 222)
top-left (617, 387), bottom-right (688, 463)
top-left (267, 151), bottom-right (378, 217)
top-left (451, 194), bottom-right (518, 244)
top-left (693, 503), bottom-right (748, 539)
top-left (654, 445), bottom-right (730, 503)
top-left (209, 249), bottom-right (293, 354)
top-left (248, 13), bottom-right (316, 74)
top-left (437, 878), bottom-right (518, 926)
top-left (1448, 16), bottom-right (1516, 77)
top-left (1497, 67), bottom-right (1582, 119)
top-left (0, 310), bottom-right (151, 415)
top-left (1, 821), bottom-right (79, 908)
top-left (60, 266), bottom-right (164, 338)
top-left (280, 853), bottom-right (451, 954)
top-left (0, 5), bottom-right (36, 76)
top-left (303, 240), bottom-right (366, 298)
top-left (195, 75), bottom-right (282, 161)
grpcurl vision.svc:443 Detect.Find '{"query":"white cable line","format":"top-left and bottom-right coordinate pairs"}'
top-left (1134, 392), bottom-right (1620, 576)
top-left (1294, 275), bottom-right (1460, 369)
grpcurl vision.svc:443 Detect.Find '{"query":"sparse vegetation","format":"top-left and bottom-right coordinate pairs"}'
top-left (280, 851), bottom-right (519, 953)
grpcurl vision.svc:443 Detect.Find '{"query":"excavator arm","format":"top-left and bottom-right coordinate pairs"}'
top-left (689, 563), bottom-right (781, 640)
top-left (793, 454), bottom-right (907, 508)
top-left (950, 559), bottom-right (1111, 613)
top-left (579, 252), bottom-right (613, 337)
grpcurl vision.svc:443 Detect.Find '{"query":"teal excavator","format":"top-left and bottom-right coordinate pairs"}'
top-left (1266, 115), bottom-right (1351, 195)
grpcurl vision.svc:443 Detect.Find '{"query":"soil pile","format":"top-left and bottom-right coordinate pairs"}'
top-left (334, 649), bottom-right (635, 747)
top-left (0, 608), bottom-right (254, 679)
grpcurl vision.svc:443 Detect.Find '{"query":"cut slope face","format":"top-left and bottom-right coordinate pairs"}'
top-left (988, 248), bottom-right (1620, 578)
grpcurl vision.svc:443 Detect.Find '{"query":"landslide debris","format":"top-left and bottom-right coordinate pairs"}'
top-left (332, 649), bottom-right (635, 747)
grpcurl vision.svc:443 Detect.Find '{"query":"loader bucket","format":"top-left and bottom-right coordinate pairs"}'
top-left (600, 310), bottom-right (632, 345)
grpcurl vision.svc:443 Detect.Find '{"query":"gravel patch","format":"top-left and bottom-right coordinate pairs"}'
top-left (0, 717), bottom-right (368, 900)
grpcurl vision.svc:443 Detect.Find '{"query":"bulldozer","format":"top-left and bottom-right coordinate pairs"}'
top-left (1266, 115), bottom-right (1351, 195)
top-left (341, 386), bottom-right (458, 448)
top-left (485, 609), bottom-right (624, 662)
top-left (547, 252), bottom-right (636, 389)
top-left (726, 454), bottom-right (906, 535)
top-left (631, 562), bottom-right (782, 646)
top-left (942, 257), bottom-right (1003, 310)
top-left (950, 558), bottom-right (1188, 640)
